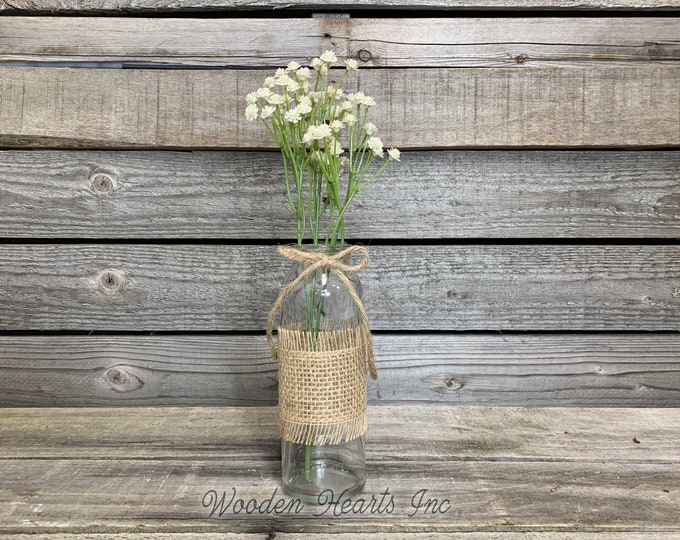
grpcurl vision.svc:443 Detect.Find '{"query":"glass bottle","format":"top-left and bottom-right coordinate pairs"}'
top-left (277, 244), bottom-right (367, 504)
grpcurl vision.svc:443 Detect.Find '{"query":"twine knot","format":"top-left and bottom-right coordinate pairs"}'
top-left (266, 245), bottom-right (377, 380)
top-left (277, 244), bottom-right (370, 274)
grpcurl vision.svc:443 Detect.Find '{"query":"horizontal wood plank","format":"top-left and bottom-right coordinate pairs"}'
top-left (0, 244), bottom-right (679, 332)
top-left (1, 0), bottom-right (678, 12)
top-left (0, 406), bottom-right (678, 534)
top-left (3, 18), bottom-right (678, 67)
top-left (1, 334), bottom-right (679, 407)
top-left (2, 406), bottom-right (679, 462)
top-left (4, 531), bottom-right (680, 539)
top-left (1, 66), bottom-right (678, 149)
top-left (2, 150), bottom-right (679, 239)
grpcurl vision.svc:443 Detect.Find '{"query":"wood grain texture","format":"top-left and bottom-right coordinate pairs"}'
top-left (2, 150), bottom-right (680, 239)
top-left (0, 406), bottom-right (678, 534)
top-left (7, 531), bottom-right (680, 540)
top-left (2, 18), bottom-right (678, 67)
top-left (1, 244), bottom-right (679, 332)
top-left (1, 0), bottom-right (678, 12)
top-left (1, 66), bottom-right (678, 149)
top-left (1, 334), bottom-right (679, 407)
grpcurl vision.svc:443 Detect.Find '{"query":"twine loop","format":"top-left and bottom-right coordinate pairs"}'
top-left (266, 245), bottom-right (377, 380)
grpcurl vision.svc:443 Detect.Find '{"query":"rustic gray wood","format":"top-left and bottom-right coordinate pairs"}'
top-left (2, 150), bottom-right (679, 239)
top-left (0, 406), bottom-right (678, 534)
top-left (1, 66), bottom-right (678, 149)
top-left (1, 244), bottom-right (679, 332)
top-left (1, 0), bottom-right (678, 12)
top-left (1, 334), bottom-right (679, 407)
top-left (3, 18), bottom-right (678, 67)
top-left (7, 536), bottom-right (680, 540)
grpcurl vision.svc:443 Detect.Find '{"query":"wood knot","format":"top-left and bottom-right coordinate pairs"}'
top-left (515, 54), bottom-right (528, 64)
top-left (105, 366), bottom-right (144, 393)
top-left (422, 373), bottom-right (464, 394)
top-left (97, 269), bottom-right (128, 294)
top-left (89, 171), bottom-right (119, 196)
top-left (358, 49), bottom-right (372, 62)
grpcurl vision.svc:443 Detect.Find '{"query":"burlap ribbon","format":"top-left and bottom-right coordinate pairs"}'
top-left (266, 244), bottom-right (378, 380)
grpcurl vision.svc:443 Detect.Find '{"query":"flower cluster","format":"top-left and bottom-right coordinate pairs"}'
top-left (246, 51), bottom-right (399, 247)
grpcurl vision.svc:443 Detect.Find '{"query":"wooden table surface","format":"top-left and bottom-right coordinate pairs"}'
top-left (1, 406), bottom-right (679, 539)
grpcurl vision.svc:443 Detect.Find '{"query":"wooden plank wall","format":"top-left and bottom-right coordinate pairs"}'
top-left (0, 1), bottom-right (679, 407)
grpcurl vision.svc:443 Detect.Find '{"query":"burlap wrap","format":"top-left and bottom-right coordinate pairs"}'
top-left (277, 322), bottom-right (369, 445)
top-left (266, 245), bottom-right (377, 446)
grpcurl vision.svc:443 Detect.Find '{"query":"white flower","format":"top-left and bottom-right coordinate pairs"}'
top-left (363, 95), bottom-right (376, 106)
top-left (344, 58), bottom-right (359, 71)
top-left (246, 92), bottom-right (258, 105)
top-left (341, 113), bottom-right (357, 126)
top-left (286, 60), bottom-right (301, 72)
top-left (302, 124), bottom-right (333, 144)
top-left (348, 91), bottom-right (375, 107)
top-left (314, 124), bottom-right (333, 139)
top-left (387, 148), bottom-right (401, 161)
top-left (326, 86), bottom-right (344, 99)
top-left (339, 156), bottom-right (350, 168)
top-left (263, 76), bottom-right (276, 89)
top-left (260, 105), bottom-right (275, 119)
top-left (330, 119), bottom-right (344, 132)
top-left (296, 96), bottom-right (312, 115)
top-left (267, 94), bottom-right (285, 105)
top-left (320, 50), bottom-right (338, 64)
top-left (297, 67), bottom-right (312, 80)
top-left (340, 100), bottom-right (353, 111)
top-left (367, 136), bottom-right (384, 157)
top-left (287, 79), bottom-right (300, 92)
top-left (310, 57), bottom-right (325, 70)
top-left (329, 140), bottom-right (344, 155)
top-left (284, 108), bottom-right (301, 124)
top-left (347, 92), bottom-right (365, 105)
top-left (363, 122), bottom-right (378, 135)
top-left (255, 87), bottom-right (272, 100)
top-left (274, 74), bottom-right (292, 87)
top-left (245, 103), bottom-right (259, 121)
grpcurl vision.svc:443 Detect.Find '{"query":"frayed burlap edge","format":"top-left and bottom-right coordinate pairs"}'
top-left (277, 322), bottom-right (370, 446)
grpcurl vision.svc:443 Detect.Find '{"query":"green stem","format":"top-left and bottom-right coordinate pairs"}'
top-left (305, 439), bottom-right (313, 481)
top-left (302, 244), bottom-right (336, 484)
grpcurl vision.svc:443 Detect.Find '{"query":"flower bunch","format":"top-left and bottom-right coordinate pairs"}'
top-left (246, 51), bottom-right (399, 249)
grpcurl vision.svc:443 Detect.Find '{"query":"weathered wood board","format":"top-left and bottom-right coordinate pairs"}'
top-left (6, 535), bottom-right (680, 540)
top-left (2, 150), bottom-right (679, 239)
top-left (2, 17), bottom-right (678, 67)
top-left (0, 406), bottom-right (678, 534)
top-left (1, 66), bottom-right (678, 148)
top-left (1, 244), bottom-right (679, 332)
top-left (1, 334), bottom-right (679, 407)
top-left (1, 0), bottom-right (678, 12)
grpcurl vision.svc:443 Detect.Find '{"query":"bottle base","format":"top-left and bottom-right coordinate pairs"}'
top-left (282, 460), bottom-right (365, 504)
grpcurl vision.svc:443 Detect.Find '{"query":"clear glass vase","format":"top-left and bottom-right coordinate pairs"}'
top-left (277, 244), bottom-right (367, 503)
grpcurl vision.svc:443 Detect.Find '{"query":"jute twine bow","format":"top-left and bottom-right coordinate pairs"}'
top-left (266, 245), bottom-right (378, 380)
